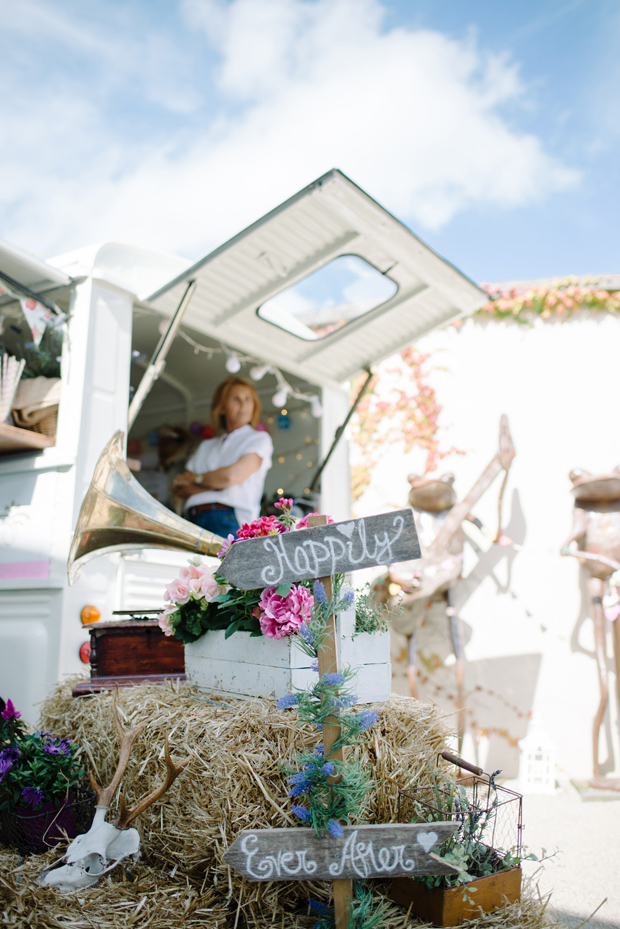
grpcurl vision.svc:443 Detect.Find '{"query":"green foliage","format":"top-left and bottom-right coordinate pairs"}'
top-left (309, 883), bottom-right (389, 929)
top-left (19, 324), bottom-right (63, 380)
top-left (406, 761), bottom-right (528, 892)
top-left (353, 583), bottom-right (388, 635)
top-left (0, 700), bottom-right (84, 811)
top-left (279, 579), bottom-right (380, 838)
top-left (169, 575), bottom-right (315, 643)
top-left (478, 279), bottom-right (620, 324)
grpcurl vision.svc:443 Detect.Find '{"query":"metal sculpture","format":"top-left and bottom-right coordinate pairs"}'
top-left (561, 467), bottom-right (620, 790)
top-left (376, 416), bottom-right (515, 746)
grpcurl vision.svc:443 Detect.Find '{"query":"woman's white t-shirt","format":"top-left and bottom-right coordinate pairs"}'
top-left (184, 425), bottom-right (273, 527)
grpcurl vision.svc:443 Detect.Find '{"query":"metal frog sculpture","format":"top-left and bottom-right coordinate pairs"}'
top-left (561, 466), bottom-right (620, 790)
top-left (376, 416), bottom-right (515, 746)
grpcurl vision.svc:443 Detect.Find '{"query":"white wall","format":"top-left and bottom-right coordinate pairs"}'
top-left (357, 312), bottom-right (619, 781)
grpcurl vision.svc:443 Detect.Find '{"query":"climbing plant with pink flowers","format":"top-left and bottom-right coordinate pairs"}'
top-left (349, 346), bottom-right (463, 503)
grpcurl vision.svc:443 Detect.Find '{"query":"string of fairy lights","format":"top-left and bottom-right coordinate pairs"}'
top-left (172, 326), bottom-right (323, 418)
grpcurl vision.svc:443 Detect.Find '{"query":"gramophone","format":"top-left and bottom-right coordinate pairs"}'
top-left (69, 431), bottom-right (224, 695)
top-left (68, 430), bottom-right (224, 584)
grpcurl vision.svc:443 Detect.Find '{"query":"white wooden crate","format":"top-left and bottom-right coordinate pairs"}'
top-left (184, 609), bottom-right (391, 703)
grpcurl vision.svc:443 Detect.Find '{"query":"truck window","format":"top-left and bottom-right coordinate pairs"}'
top-left (0, 298), bottom-right (64, 452)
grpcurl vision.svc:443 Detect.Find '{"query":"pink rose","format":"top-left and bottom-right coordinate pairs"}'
top-left (187, 568), bottom-right (223, 602)
top-left (165, 579), bottom-right (190, 605)
top-left (178, 564), bottom-right (202, 581)
top-left (258, 584), bottom-right (314, 639)
top-left (158, 611), bottom-right (175, 636)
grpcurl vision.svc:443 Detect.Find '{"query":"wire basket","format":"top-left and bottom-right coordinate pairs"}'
top-left (398, 751), bottom-right (523, 870)
top-left (0, 785), bottom-right (95, 856)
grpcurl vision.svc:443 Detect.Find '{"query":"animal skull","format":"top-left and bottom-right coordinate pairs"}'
top-left (39, 809), bottom-right (140, 890)
top-left (40, 693), bottom-right (189, 892)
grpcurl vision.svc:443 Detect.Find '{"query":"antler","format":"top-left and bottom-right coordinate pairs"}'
top-left (90, 689), bottom-right (145, 810)
top-left (115, 735), bottom-right (191, 829)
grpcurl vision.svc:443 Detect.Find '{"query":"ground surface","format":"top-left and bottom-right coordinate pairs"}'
top-left (520, 781), bottom-right (620, 929)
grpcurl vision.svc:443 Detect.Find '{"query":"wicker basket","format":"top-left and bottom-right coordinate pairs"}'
top-left (12, 404), bottom-right (58, 436)
top-left (0, 785), bottom-right (95, 855)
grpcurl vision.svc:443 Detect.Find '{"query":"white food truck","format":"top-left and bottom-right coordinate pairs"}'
top-left (0, 169), bottom-right (485, 722)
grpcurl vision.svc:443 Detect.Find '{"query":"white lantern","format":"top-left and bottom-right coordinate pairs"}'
top-left (518, 718), bottom-right (556, 795)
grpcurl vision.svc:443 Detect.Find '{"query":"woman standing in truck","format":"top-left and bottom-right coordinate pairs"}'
top-left (172, 376), bottom-right (273, 538)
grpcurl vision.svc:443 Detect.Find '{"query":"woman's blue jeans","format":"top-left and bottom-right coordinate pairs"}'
top-left (188, 508), bottom-right (240, 539)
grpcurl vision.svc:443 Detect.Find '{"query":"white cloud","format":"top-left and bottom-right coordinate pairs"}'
top-left (0, 0), bottom-right (579, 261)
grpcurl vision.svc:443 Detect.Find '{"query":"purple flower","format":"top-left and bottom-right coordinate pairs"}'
top-left (0, 757), bottom-right (14, 779)
top-left (328, 819), bottom-right (344, 838)
top-left (43, 738), bottom-right (71, 756)
top-left (322, 762), bottom-right (335, 777)
top-left (313, 744), bottom-right (324, 757)
top-left (322, 672), bottom-right (345, 687)
top-left (311, 660), bottom-right (319, 672)
top-left (338, 695), bottom-right (357, 709)
top-left (291, 804), bottom-right (312, 823)
top-left (21, 786), bottom-right (44, 807)
top-left (277, 693), bottom-right (299, 710)
top-left (1, 699), bottom-right (20, 722)
top-left (313, 580), bottom-right (328, 606)
top-left (342, 588), bottom-right (355, 607)
top-left (357, 710), bottom-right (380, 731)
top-left (308, 898), bottom-right (331, 915)
top-left (298, 623), bottom-right (315, 646)
top-left (0, 746), bottom-right (19, 761)
top-left (288, 774), bottom-right (313, 797)
top-left (216, 534), bottom-right (236, 559)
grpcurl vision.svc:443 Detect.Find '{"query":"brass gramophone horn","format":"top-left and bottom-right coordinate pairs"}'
top-left (67, 430), bottom-right (224, 584)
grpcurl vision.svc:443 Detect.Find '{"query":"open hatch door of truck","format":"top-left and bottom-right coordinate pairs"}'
top-left (148, 169), bottom-right (486, 387)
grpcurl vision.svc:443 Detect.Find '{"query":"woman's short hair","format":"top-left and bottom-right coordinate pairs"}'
top-left (211, 376), bottom-right (261, 432)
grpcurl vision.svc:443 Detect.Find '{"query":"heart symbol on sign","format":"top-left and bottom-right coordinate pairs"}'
top-left (417, 832), bottom-right (438, 854)
top-left (337, 522), bottom-right (356, 539)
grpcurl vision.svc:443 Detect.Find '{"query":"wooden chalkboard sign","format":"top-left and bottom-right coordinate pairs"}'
top-left (218, 508), bottom-right (420, 590)
top-left (222, 511), bottom-right (424, 927)
top-left (224, 822), bottom-right (458, 882)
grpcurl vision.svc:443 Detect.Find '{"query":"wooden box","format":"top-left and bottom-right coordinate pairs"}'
top-left (390, 866), bottom-right (522, 927)
top-left (184, 608), bottom-right (391, 703)
top-left (72, 620), bottom-right (185, 696)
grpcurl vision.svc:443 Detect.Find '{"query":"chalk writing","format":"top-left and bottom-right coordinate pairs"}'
top-left (240, 833), bottom-right (318, 880)
top-left (219, 509), bottom-right (420, 590)
top-left (327, 829), bottom-right (416, 878)
top-left (224, 822), bottom-right (458, 882)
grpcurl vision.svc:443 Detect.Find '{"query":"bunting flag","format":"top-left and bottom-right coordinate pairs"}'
top-left (20, 297), bottom-right (53, 347)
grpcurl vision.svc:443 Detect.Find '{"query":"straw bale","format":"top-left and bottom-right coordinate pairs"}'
top-left (0, 848), bottom-right (567, 929)
top-left (3, 679), bottom-right (565, 928)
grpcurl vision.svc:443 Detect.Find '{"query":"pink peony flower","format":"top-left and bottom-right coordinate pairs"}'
top-left (258, 584), bottom-right (314, 639)
top-left (165, 579), bottom-right (190, 605)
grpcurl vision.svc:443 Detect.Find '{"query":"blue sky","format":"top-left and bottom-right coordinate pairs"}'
top-left (1, 0), bottom-right (618, 283)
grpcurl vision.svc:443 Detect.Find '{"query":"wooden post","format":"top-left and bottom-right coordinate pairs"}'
top-left (307, 514), bottom-right (352, 929)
